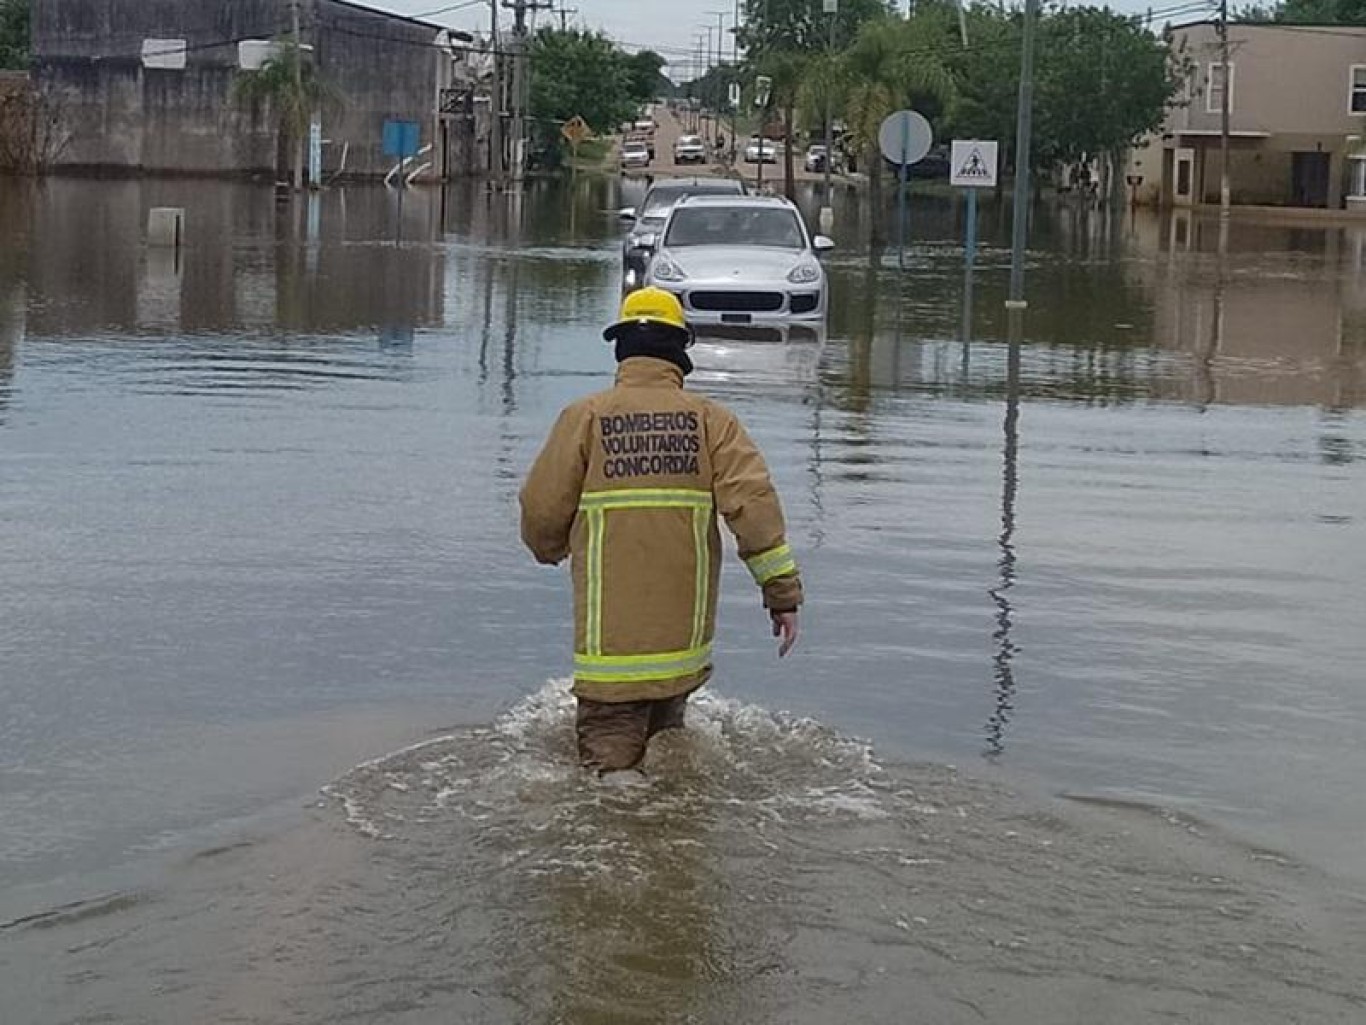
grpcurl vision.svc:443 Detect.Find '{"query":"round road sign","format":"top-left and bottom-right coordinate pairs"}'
top-left (878, 110), bottom-right (933, 166)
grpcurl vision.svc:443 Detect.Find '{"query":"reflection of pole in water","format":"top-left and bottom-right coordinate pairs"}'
top-left (1195, 250), bottom-right (1226, 410)
top-left (985, 323), bottom-right (1022, 757)
top-left (500, 187), bottom-right (524, 416)
top-left (960, 262), bottom-right (976, 386)
top-left (806, 380), bottom-right (828, 550)
top-left (478, 249), bottom-right (494, 387)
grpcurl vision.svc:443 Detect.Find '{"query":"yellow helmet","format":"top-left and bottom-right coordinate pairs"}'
top-left (603, 287), bottom-right (692, 345)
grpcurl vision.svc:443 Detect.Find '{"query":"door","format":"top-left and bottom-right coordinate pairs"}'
top-left (1292, 152), bottom-right (1331, 208)
top-left (1173, 147), bottom-right (1196, 206)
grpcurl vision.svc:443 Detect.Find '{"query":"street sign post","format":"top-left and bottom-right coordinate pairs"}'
top-left (561, 115), bottom-right (592, 193)
top-left (879, 110), bottom-right (933, 270)
top-left (950, 139), bottom-right (998, 189)
top-left (950, 139), bottom-right (998, 272)
top-left (754, 75), bottom-right (772, 108)
top-left (382, 119), bottom-right (421, 160)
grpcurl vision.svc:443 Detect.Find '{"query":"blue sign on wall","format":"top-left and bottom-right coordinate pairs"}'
top-left (383, 120), bottom-right (421, 159)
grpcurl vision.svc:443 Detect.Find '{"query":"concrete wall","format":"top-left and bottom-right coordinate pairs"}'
top-left (314, 0), bottom-right (446, 179)
top-left (29, 0), bottom-right (449, 179)
top-left (32, 0), bottom-right (283, 174)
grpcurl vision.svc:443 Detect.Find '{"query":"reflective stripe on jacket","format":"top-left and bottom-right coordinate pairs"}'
top-left (520, 357), bottom-right (803, 703)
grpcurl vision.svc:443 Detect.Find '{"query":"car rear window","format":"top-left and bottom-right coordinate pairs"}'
top-left (642, 181), bottom-right (743, 214)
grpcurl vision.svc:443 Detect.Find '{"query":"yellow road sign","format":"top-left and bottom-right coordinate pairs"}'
top-left (561, 116), bottom-right (592, 145)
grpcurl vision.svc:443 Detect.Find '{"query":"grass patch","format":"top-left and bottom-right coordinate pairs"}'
top-left (569, 138), bottom-right (612, 171)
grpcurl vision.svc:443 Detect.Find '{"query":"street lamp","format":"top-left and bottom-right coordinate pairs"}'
top-left (709, 10), bottom-right (728, 149)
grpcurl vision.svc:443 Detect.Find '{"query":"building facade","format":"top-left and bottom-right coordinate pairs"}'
top-left (1132, 22), bottom-right (1366, 210)
top-left (30, 0), bottom-right (481, 180)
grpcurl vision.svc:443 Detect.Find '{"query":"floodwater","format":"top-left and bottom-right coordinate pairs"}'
top-left (1, 176), bottom-right (1364, 1022)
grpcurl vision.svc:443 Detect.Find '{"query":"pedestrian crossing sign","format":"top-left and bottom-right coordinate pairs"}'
top-left (950, 139), bottom-right (998, 188)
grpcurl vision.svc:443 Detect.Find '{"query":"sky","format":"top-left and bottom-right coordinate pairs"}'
top-left (369, 0), bottom-right (1186, 80)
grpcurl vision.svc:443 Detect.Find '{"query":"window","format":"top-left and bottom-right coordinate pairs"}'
top-left (1350, 65), bottom-right (1366, 114)
top-left (1205, 62), bottom-right (1234, 115)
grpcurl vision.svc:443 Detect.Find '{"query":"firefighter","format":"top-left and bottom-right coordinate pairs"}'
top-left (520, 288), bottom-right (803, 774)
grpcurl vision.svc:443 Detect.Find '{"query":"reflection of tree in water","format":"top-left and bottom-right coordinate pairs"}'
top-left (985, 339), bottom-right (1021, 757)
top-left (0, 281), bottom-right (19, 421)
top-left (822, 203), bottom-right (1159, 407)
top-left (0, 180), bottom-right (29, 420)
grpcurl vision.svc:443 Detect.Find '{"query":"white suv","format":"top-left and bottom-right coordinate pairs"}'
top-left (646, 195), bottom-right (834, 324)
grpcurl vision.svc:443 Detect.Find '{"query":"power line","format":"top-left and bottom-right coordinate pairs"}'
top-left (414, 0), bottom-right (490, 16)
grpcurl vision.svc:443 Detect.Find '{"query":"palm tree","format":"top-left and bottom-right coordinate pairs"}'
top-left (838, 17), bottom-right (955, 245)
top-left (755, 50), bottom-right (808, 200)
top-left (232, 42), bottom-right (340, 190)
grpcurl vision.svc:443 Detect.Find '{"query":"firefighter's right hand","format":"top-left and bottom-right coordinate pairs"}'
top-left (771, 611), bottom-right (799, 658)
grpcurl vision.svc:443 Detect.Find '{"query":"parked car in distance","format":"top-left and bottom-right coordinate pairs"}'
top-left (632, 119), bottom-right (657, 158)
top-left (743, 138), bottom-right (781, 164)
top-left (674, 135), bottom-right (708, 165)
top-left (618, 177), bottom-right (747, 289)
top-left (904, 143), bottom-right (950, 180)
top-left (620, 140), bottom-right (651, 170)
top-left (804, 144), bottom-right (829, 173)
top-left (645, 194), bottom-right (834, 324)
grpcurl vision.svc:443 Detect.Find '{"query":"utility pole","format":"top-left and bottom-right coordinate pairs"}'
top-left (503, 0), bottom-right (552, 184)
top-left (290, 0), bottom-right (305, 191)
top-left (731, 0), bottom-right (740, 164)
top-left (1217, 0), bottom-right (1232, 219)
top-left (511, 1), bottom-right (528, 183)
top-left (1007, 0), bottom-right (1039, 307)
top-left (821, 0), bottom-right (837, 232)
top-left (710, 10), bottom-right (727, 146)
top-left (695, 34), bottom-right (707, 135)
top-left (488, 0), bottom-right (505, 186)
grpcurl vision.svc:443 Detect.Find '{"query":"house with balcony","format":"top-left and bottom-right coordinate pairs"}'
top-left (1131, 21), bottom-right (1366, 210)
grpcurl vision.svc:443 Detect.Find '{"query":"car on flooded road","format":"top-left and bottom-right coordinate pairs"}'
top-left (620, 140), bottom-right (651, 170)
top-left (743, 137), bottom-right (781, 164)
top-left (673, 135), bottom-right (708, 165)
top-left (804, 144), bottom-right (830, 173)
top-left (645, 195), bottom-right (834, 325)
top-left (618, 177), bottom-right (747, 291)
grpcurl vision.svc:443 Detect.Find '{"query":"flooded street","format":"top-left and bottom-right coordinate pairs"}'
top-left (2, 177), bottom-right (1365, 1022)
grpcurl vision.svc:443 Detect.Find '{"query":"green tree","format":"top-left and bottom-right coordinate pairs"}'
top-left (686, 61), bottom-right (741, 113)
top-left (940, 4), bottom-right (1021, 149)
top-left (0, 0), bottom-right (29, 71)
top-left (529, 28), bottom-right (640, 167)
top-left (625, 49), bottom-right (667, 106)
top-left (232, 42), bottom-right (340, 190)
top-left (1033, 6), bottom-right (1183, 199)
top-left (835, 14), bottom-right (955, 242)
top-left (739, 0), bottom-right (891, 197)
top-left (739, 0), bottom-right (892, 57)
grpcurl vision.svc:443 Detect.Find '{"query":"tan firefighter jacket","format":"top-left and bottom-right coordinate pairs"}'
top-left (520, 357), bottom-right (803, 703)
